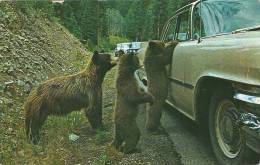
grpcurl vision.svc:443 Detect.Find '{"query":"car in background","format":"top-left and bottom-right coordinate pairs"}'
top-left (137, 0), bottom-right (260, 165)
top-left (114, 42), bottom-right (141, 56)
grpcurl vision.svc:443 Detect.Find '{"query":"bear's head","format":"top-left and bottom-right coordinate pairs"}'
top-left (164, 40), bottom-right (178, 56)
top-left (146, 40), bottom-right (165, 56)
top-left (117, 50), bottom-right (125, 57)
top-left (92, 50), bottom-right (117, 73)
top-left (118, 52), bottom-right (140, 73)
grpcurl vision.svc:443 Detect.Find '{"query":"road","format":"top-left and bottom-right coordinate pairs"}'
top-left (161, 106), bottom-right (219, 165)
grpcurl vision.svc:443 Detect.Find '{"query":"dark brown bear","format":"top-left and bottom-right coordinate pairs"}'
top-left (24, 51), bottom-right (117, 144)
top-left (112, 52), bottom-right (154, 154)
top-left (144, 40), bottom-right (178, 133)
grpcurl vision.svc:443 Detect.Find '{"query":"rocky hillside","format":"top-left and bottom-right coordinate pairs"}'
top-left (0, 2), bottom-right (89, 99)
top-left (0, 2), bottom-right (90, 164)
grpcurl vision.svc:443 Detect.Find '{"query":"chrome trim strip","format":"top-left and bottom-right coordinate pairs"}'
top-left (165, 99), bottom-right (196, 121)
top-left (234, 93), bottom-right (260, 105)
top-left (168, 77), bottom-right (194, 90)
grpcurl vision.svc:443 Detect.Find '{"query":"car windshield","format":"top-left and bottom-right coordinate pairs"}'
top-left (117, 43), bottom-right (129, 50)
top-left (199, 0), bottom-right (260, 36)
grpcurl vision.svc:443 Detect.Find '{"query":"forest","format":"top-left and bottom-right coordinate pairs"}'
top-left (53, 0), bottom-right (190, 50)
top-left (15, 0), bottom-right (191, 50)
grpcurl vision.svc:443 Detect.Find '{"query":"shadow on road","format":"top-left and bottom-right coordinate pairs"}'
top-left (162, 105), bottom-right (219, 165)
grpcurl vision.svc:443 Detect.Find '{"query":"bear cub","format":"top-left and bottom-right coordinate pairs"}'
top-left (112, 52), bottom-right (154, 154)
top-left (25, 51), bottom-right (117, 144)
top-left (144, 40), bottom-right (178, 133)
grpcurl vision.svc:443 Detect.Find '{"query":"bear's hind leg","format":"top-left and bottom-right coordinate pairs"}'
top-left (112, 125), bottom-right (124, 149)
top-left (85, 90), bottom-right (103, 129)
top-left (145, 101), bottom-right (164, 133)
top-left (120, 124), bottom-right (140, 154)
top-left (26, 110), bottom-right (48, 144)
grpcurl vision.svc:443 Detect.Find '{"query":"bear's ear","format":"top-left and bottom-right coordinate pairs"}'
top-left (168, 40), bottom-right (178, 47)
top-left (93, 50), bottom-right (99, 55)
top-left (126, 52), bottom-right (134, 60)
top-left (92, 51), bottom-right (99, 64)
top-left (148, 41), bottom-right (156, 48)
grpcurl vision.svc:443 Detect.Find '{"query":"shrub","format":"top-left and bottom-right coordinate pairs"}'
top-left (15, 0), bottom-right (54, 19)
top-left (109, 35), bottom-right (129, 50)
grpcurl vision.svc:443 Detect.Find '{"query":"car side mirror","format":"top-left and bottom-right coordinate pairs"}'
top-left (194, 33), bottom-right (202, 43)
top-left (193, 33), bottom-right (200, 40)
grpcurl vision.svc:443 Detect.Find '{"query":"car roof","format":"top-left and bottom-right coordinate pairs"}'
top-left (175, 1), bottom-right (199, 15)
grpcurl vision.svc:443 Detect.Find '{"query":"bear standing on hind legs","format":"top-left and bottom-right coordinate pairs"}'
top-left (24, 51), bottom-right (117, 144)
top-left (112, 52), bottom-right (154, 154)
top-left (144, 40), bottom-right (178, 133)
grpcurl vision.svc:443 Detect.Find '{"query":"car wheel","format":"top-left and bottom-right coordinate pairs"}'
top-left (209, 89), bottom-right (250, 165)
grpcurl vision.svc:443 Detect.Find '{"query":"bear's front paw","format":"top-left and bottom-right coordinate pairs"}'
top-left (148, 93), bottom-right (155, 105)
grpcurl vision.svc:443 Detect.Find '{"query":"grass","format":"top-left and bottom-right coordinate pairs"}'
top-left (95, 130), bottom-right (112, 144)
top-left (92, 154), bottom-right (111, 165)
top-left (0, 58), bottom-right (89, 164)
top-left (0, 97), bottom-right (84, 164)
top-left (0, 68), bottom-right (119, 165)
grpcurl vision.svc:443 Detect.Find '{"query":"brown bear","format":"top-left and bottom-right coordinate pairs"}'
top-left (24, 51), bottom-right (117, 144)
top-left (112, 52), bottom-right (154, 154)
top-left (144, 40), bottom-right (178, 133)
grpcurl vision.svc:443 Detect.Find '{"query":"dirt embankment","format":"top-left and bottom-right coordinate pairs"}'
top-left (0, 2), bottom-right (89, 164)
top-left (0, 2), bottom-right (89, 98)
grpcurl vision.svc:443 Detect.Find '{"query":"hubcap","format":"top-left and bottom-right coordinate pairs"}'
top-left (215, 100), bottom-right (242, 158)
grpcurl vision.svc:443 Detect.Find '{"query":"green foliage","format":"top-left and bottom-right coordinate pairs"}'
top-left (54, 0), bottom-right (108, 48)
top-left (95, 130), bottom-right (111, 144)
top-left (15, 0), bottom-right (35, 14)
top-left (109, 35), bottom-right (129, 49)
top-left (66, 112), bottom-right (84, 130)
top-left (59, 2), bottom-right (82, 38)
top-left (15, 0), bottom-right (54, 19)
top-left (53, 0), bottom-right (190, 48)
top-left (92, 154), bottom-right (111, 165)
top-left (13, 0), bottom-right (190, 48)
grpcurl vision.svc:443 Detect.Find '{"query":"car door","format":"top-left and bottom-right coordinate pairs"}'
top-left (166, 8), bottom-right (196, 119)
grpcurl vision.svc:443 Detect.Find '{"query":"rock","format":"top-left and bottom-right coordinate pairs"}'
top-left (21, 32), bottom-right (26, 37)
top-left (7, 101), bottom-right (14, 108)
top-left (17, 79), bottom-right (25, 87)
top-left (0, 99), bottom-right (3, 113)
top-left (6, 66), bottom-right (15, 75)
top-left (24, 83), bottom-right (31, 94)
top-left (4, 80), bottom-right (14, 86)
top-left (17, 35), bottom-right (25, 41)
top-left (17, 150), bottom-right (25, 157)
top-left (4, 81), bottom-right (17, 97)
top-left (69, 133), bottom-right (80, 142)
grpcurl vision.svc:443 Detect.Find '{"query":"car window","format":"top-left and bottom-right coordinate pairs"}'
top-left (165, 18), bottom-right (177, 41)
top-left (193, 6), bottom-right (206, 39)
top-left (176, 11), bottom-right (190, 41)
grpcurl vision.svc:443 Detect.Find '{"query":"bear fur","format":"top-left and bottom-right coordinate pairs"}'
top-left (144, 40), bottom-right (178, 132)
top-left (24, 51), bottom-right (117, 144)
top-left (112, 52), bottom-right (154, 153)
